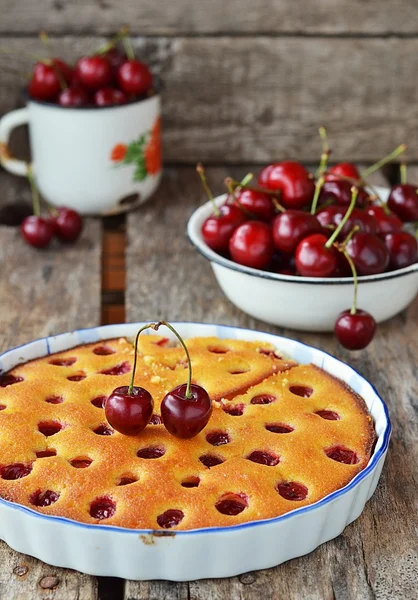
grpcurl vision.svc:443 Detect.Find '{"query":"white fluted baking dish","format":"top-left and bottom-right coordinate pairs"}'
top-left (0, 322), bottom-right (390, 580)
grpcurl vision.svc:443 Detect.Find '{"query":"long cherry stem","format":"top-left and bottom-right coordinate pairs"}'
top-left (315, 126), bottom-right (330, 178)
top-left (197, 163), bottom-right (220, 216)
top-left (361, 144), bottom-right (406, 178)
top-left (226, 177), bottom-right (282, 198)
top-left (95, 27), bottom-right (128, 55)
top-left (152, 321), bottom-right (193, 399)
top-left (400, 162), bottom-right (407, 185)
top-left (26, 164), bottom-right (41, 217)
top-left (325, 187), bottom-right (358, 248)
top-left (225, 180), bottom-right (255, 218)
top-left (342, 250), bottom-right (359, 315)
top-left (121, 32), bottom-right (135, 61)
top-left (129, 323), bottom-right (156, 394)
top-left (310, 175), bottom-right (325, 215)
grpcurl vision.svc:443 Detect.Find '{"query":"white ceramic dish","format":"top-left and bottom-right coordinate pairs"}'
top-left (187, 187), bottom-right (418, 332)
top-left (0, 322), bottom-right (390, 581)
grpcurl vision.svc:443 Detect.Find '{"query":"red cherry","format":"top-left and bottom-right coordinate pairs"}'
top-left (384, 231), bottom-right (418, 270)
top-left (117, 60), bottom-right (153, 95)
top-left (258, 161), bottom-right (314, 209)
top-left (387, 184), bottom-right (418, 223)
top-left (229, 221), bottom-right (274, 270)
top-left (366, 205), bottom-right (403, 236)
top-left (94, 88), bottom-right (127, 107)
top-left (317, 205), bottom-right (377, 238)
top-left (201, 204), bottom-right (246, 253)
top-left (105, 385), bottom-right (153, 436)
top-left (52, 207), bottom-right (83, 242)
top-left (103, 48), bottom-right (126, 76)
top-left (335, 309), bottom-right (376, 350)
top-left (319, 180), bottom-right (368, 208)
top-left (51, 58), bottom-right (74, 85)
top-left (75, 56), bottom-right (112, 90)
top-left (295, 233), bottom-right (338, 277)
top-left (272, 210), bottom-right (321, 254)
top-left (20, 216), bottom-right (54, 248)
top-left (326, 163), bottom-right (360, 182)
top-left (346, 233), bottom-right (389, 275)
top-left (58, 87), bottom-right (89, 107)
top-left (233, 188), bottom-right (274, 221)
top-left (161, 383), bottom-right (212, 439)
top-left (28, 63), bottom-right (61, 101)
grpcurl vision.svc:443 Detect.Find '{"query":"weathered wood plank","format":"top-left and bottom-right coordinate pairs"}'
top-left (1, 36), bottom-right (418, 163)
top-left (125, 167), bottom-right (417, 599)
top-left (0, 170), bottom-right (101, 600)
top-left (1, 0), bottom-right (417, 35)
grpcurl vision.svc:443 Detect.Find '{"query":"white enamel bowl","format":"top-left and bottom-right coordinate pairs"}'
top-left (0, 323), bottom-right (390, 581)
top-left (187, 188), bottom-right (418, 332)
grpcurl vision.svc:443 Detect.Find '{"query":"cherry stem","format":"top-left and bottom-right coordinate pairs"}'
top-left (315, 126), bottom-right (330, 178)
top-left (341, 224), bottom-right (360, 247)
top-left (361, 144), bottom-right (406, 178)
top-left (342, 249), bottom-right (359, 315)
top-left (225, 180), bottom-right (255, 218)
top-left (226, 177), bottom-right (284, 204)
top-left (121, 33), bottom-right (135, 61)
top-left (129, 323), bottom-right (156, 395)
top-left (197, 163), bottom-right (220, 216)
top-left (26, 164), bottom-right (41, 217)
top-left (152, 321), bottom-right (193, 399)
top-left (310, 175), bottom-right (325, 215)
top-left (325, 187), bottom-right (358, 248)
top-left (400, 162), bottom-right (407, 185)
top-left (39, 31), bottom-right (50, 52)
top-left (95, 27), bottom-right (128, 55)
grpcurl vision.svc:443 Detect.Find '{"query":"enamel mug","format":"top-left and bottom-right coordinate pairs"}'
top-left (0, 94), bottom-right (162, 215)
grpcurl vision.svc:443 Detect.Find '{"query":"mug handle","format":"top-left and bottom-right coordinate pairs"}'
top-left (0, 107), bottom-right (30, 176)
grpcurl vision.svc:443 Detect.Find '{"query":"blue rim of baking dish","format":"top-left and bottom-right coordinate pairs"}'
top-left (187, 196), bottom-right (418, 285)
top-left (0, 322), bottom-right (392, 536)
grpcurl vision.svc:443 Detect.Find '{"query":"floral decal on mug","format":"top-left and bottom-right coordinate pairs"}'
top-left (110, 117), bottom-right (161, 181)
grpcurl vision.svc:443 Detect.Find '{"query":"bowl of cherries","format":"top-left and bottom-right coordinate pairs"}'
top-left (187, 137), bottom-right (418, 343)
top-left (0, 30), bottom-right (162, 216)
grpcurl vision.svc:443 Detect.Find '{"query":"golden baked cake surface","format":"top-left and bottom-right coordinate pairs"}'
top-left (0, 336), bottom-right (375, 530)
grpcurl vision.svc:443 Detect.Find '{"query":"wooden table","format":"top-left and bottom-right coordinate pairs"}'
top-left (0, 166), bottom-right (416, 600)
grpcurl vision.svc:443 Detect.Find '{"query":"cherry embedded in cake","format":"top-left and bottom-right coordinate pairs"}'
top-left (0, 335), bottom-right (375, 529)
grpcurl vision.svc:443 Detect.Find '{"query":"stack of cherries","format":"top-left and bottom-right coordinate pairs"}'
top-left (198, 138), bottom-right (418, 350)
top-left (27, 30), bottom-right (153, 108)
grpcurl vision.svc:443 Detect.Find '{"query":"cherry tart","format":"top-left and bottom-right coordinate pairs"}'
top-left (0, 336), bottom-right (375, 530)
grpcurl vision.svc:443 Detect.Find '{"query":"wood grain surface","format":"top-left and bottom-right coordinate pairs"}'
top-left (0, 171), bottom-right (100, 600)
top-left (1, 36), bottom-right (417, 163)
top-left (125, 167), bottom-right (418, 600)
top-left (1, 0), bottom-right (417, 35)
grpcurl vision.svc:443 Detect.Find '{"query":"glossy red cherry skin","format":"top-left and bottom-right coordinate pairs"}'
top-left (28, 63), bottom-right (61, 101)
top-left (258, 161), bottom-right (315, 209)
top-left (346, 233), bottom-right (389, 275)
top-left (103, 48), bottom-right (126, 76)
top-left (272, 210), bottom-right (321, 254)
top-left (53, 207), bottom-right (83, 242)
top-left (387, 184), bottom-right (418, 223)
top-left (295, 233), bottom-right (338, 277)
top-left (201, 204), bottom-right (246, 253)
top-left (20, 216), bottom-right (54, 248)
top-left (317, 205), bottom-right (378, 239)
top-left (233, 188), bottom-right (274, 221)
top-left (161, 383), bottom-right (212, 439)
top-left (229, 221), bottom-right (274, 270)
top-left (94, 88), bottom-right (127, 107)
top-left (105, 386), bottom-right (153, 435)
top-left (335, 310), bottom-right (376, 350)
top-left (384, 231), bottom-right (418, 270)
top-left (319, 180), bottom-right (368, 208)
top-left (58, 87), bottom-right (89, 107)
top-left (366, 205), bottom-right (403, 236)
top-left (117, 60), bottom-right (153, 95)
top-left (75, 56), bottom-right (112, 90)
top-left (326, 163), bottom-right (360, 182)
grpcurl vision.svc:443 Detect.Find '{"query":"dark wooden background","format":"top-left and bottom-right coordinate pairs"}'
top-left (1, 0), bottom-right (418, 164)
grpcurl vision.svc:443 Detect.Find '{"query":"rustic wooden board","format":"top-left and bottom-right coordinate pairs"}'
top-left (0, 170), bottom-right (100, 600)
top-left (1, 0), bottom-right (417, 35)
top-left (125, 167), bottom-right (418, 599)
top-left (1, 36), bottom-right (418, 163)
